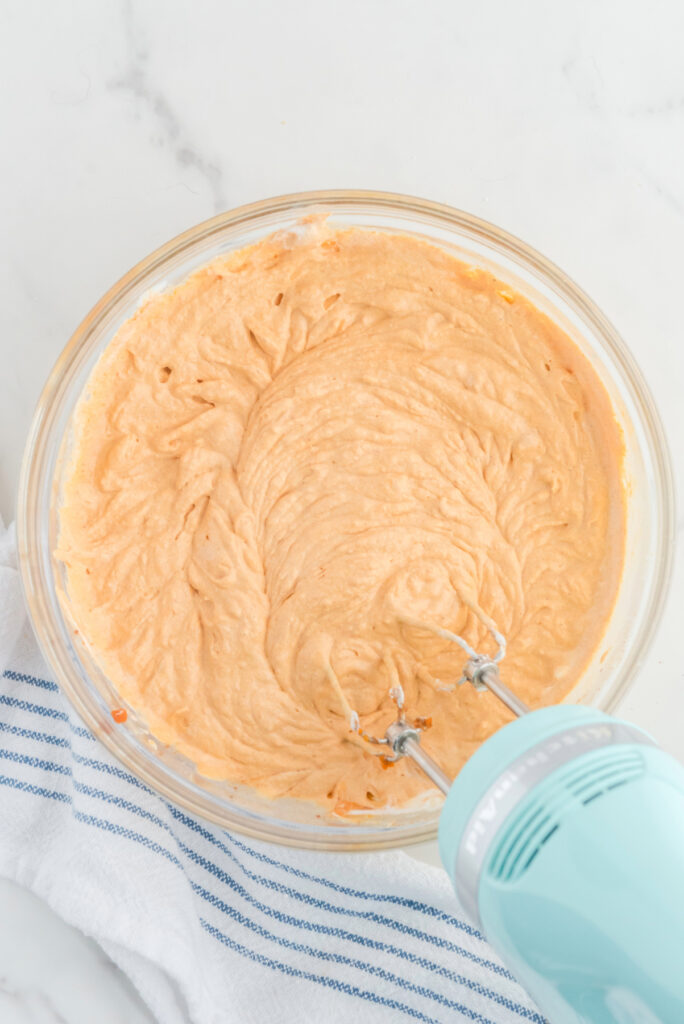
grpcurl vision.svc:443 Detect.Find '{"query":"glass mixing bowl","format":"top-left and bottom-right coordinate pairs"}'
top-left (17, 190), bottom-right (674, 850)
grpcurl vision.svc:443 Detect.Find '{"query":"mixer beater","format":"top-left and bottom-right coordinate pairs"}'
top-left (344, 616), bottom-right (684, 1023)
top-left (348, 616), bottom-right (528, 794)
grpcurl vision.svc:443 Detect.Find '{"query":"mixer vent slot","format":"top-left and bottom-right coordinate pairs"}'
top-left (488, 748), bottom-right (644, 885)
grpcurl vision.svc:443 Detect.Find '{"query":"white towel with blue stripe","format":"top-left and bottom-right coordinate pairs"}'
top-left (0, 520), bottom-right (544, 1024)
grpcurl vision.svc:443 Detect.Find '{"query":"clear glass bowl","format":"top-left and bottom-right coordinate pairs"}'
top-left (17, 190), bottom-right (674, 850)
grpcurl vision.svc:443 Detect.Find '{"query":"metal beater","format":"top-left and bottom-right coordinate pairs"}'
top-left (348, 616), bottom-right (528, 794)
top-left (345, 617), bottom-right (684, 1023)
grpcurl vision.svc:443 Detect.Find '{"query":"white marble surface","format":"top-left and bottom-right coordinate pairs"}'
top-left (1, 0), bottom-right (683, 1020)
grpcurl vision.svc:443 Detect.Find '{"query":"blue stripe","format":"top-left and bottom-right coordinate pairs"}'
top-left (169, 804), bottom-right (513, 978)
top-left (0, 722), bottom-right (508, 980)
top-left (201, 918), bottom-right (443, 1024)
top-left (0, 746), bottom-right (166, 826)
top-left (0, 673), bottom-right (539, 1017)
top-left (0, 773), bottom-right (445, 1024)
top-left (0, 746), bottom-right (71, 776)
top-left (0, 719), bottom-right (70, 749)
top-left (0, 721), bottom-right (148, 792)
top-left (0, 771), bottom-right (70, 804)
top-left (194, 894), bottom-right (496, 1024)
top-left (0, 693), bottom-right (93, 740)
top-left (0, 692), bottom-right (70, 723)
top-left (0, 743), bottom-right (538, 1020)
top-left (1, 675), bottom-right (485, 937)
top-left (73, 748), bottom-right (151, 792)
top-left (222, 822), bottom-right (484, 938)
top-left (0, 680), bottom-right (503, 960)
top-left (175, 833), bottom-right (527, 1014)
top-left (2, 672), bottom-right (482, 936)
top-left (0, 680), bottom-right (513, 976)
top-left (3, 670), bottom-right (59, 693)
top-left (186, 857), bottom-right (537, 1021)
top-left (73, 805), bottom-right (180, 861)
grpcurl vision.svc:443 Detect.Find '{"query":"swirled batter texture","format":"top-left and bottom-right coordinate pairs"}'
top-left (58, 227), bottom-right (624, 811)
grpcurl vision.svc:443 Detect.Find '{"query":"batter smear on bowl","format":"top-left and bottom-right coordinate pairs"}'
top-left (57, 226), bottom-right (625, 812)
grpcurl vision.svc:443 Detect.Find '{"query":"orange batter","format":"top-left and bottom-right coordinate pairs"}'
top-left (57, 225), bottom-right (624, 810)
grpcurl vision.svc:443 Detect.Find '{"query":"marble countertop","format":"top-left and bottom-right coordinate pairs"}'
top-left (2, 1), bottom-right (682, 1020)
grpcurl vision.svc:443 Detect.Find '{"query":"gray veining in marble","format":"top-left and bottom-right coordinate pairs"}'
top-left (110, 0), bottom-right (226, 212)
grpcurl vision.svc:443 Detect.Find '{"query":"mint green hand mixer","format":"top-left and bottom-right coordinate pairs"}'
top-left (350, 619), bottom-right (684, 1024)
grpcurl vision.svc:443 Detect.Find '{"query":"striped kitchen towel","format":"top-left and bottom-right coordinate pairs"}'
top-left (0, 520), bottom-right (543, 1024)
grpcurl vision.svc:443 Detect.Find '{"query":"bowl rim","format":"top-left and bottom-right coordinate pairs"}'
top-left (16, 188), bottom-right (676, 850)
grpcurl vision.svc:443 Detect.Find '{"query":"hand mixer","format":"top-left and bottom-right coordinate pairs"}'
top-left (350, 620), bottom-right (684, 1024)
